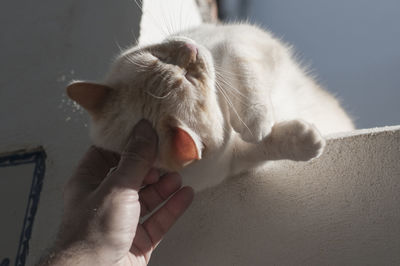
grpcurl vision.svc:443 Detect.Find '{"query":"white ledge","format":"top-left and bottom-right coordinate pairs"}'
top-left (150, 126), bottom-right (400, 265)
top-left (326, 124), bottom-right (400, 139)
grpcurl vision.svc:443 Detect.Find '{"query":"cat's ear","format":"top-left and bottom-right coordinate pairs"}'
top-left (171, 126), bottom-right (202, 167)
top-left (66, 81), bottom-right (111, 117)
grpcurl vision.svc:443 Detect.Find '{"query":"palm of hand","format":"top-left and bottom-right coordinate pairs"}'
top-left (54, 120), bottom-right (193, 266)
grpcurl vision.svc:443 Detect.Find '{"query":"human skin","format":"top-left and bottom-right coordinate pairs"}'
top-left (37, 120), bottom-right (194, 266)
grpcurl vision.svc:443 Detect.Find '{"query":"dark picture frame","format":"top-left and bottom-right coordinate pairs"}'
top-left (0, 148), bottom-right (46, 266)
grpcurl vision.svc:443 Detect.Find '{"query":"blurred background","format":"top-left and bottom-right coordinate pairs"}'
top-left (218, 0), bottom-right (400, 129)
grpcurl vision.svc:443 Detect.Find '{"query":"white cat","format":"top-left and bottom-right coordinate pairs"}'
top-left (67, 23), bottom-right (354, 191)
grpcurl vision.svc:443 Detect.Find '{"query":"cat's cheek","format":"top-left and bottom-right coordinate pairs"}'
top-left (89, 121), bottom-right (126, 154)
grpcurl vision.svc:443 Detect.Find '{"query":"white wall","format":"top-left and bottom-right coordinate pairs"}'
top-left (0, 0), bottom-right (141, 264)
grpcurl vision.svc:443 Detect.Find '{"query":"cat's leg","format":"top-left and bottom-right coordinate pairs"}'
top-left (217, 43), bottom-right (275, 143)
top-left (230, 119), bottom-right (326, 175)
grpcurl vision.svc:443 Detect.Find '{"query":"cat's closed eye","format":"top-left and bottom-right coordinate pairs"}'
top-left (152, 50), bottom-right (169, 62)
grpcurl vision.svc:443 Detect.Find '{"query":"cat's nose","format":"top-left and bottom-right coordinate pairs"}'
top-left (184, 43), bottom-right (198, 59)
top-left (179, 43), bottom-right (198, 67)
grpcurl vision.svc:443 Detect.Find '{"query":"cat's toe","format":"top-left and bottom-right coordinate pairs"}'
top-left (271, 119), bottom-right (326, 161)
top-left (295, 125), bottom-right (325, 160)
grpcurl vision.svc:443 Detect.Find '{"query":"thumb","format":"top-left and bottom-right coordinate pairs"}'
top-left (101, 119), bottom-right (158, 191)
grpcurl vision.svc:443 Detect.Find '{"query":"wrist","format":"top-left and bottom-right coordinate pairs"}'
top-left (38, 241), bottom-right (113, 266)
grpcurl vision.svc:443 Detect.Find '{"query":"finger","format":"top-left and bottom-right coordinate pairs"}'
top-left (68, 146), bottom-right (119, 189)
top-left (130, 225), bottom-right (153, 263)
top-left (141, 186), bottom-right (194, 248)
top-left (142, 168), bottom-right (160, 186)
top-left (101, 119), bottom-right (158, 191)
top-left (139, 173), bottom-right (182, 217)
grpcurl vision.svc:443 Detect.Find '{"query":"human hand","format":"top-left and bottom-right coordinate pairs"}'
top-left (39, 120), bottom-right (194, 266)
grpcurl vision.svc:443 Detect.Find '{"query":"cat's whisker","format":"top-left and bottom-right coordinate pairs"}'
top-left (168, 2), bottom-right (177, 34)
top-left (125, 56), bottom-right (144, 66)
top-left (131, 30), bottom-right (140, 46)
top-left (216, 77), bottom-right (252, 105)
top-left (178, 0), bottom-right (184, 33)
top-left (215, 78), bottom-right (251, 109)
top-left (215, 73), bottom-right (251, 105)
top-left (215, 72), bottom-right (247, 95)
top-left (174, 0), bottom-right (182, 33)
top-left (214, 65), bottom-right (250, 79)
top-left (214, 64), bottom-right (253, 80)
top-left (174, 0), bottom-right (187, 34)
top-left (114, 39), bottom-right (125, 54)
top-left (217, 85), bottom-right (254, 138)
top-left (181, 0), bottom-right (191, 32)
top-left (214, 68), bottom-right (251, 90)
top-left (178, 0), bottom-right (190, 32)
top-left (216, 81), bottom-right (250, 107)
top-left (125, 56), bottom-right (152, 70)
top-left (159, 2), bottom-right (170, 35)
top-left (215, 82), bottom-right (254, 138)
top-left (159, 0), bottom-right (175, 36)
top-left (132, 0), bottom-right (170, 39)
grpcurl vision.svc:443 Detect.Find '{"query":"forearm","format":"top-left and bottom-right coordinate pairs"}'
top-left (230, 137), bottom-right (277, 175)
top-left (231, 120), bottom-right (326, 175)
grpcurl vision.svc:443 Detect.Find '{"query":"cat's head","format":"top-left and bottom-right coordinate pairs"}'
top-left (67, 37), bottom-right (225, 171)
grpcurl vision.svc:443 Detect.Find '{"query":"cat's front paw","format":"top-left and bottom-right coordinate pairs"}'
top-left (269, 120), bottom-right (326, 161)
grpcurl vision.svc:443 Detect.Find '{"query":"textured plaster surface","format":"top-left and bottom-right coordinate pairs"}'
top-left (150, 127), bottom-right (400, 266)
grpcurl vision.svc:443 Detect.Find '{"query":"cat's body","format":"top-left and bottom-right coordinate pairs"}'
top-left (67, 23), bottom-right (354, 191)
top-left (183, 24), bottom-right (354, 135)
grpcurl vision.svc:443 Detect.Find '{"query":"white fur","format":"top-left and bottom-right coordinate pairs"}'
top-left (173, 24), bottom-right (353, 190)
top-left (88, 23), bottom-right (354, 191)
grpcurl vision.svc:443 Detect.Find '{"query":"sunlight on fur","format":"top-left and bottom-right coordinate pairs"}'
top-left (66, 3), bottom-right (354, 191)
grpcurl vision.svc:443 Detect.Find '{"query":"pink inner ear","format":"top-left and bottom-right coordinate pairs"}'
top-left (172, 127), bottom-right (200, 166)
top-left (66, 82), bottom-right (111, 116)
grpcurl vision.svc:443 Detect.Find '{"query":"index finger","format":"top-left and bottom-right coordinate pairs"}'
top-left (101, 119), bottom-right (158, 191)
